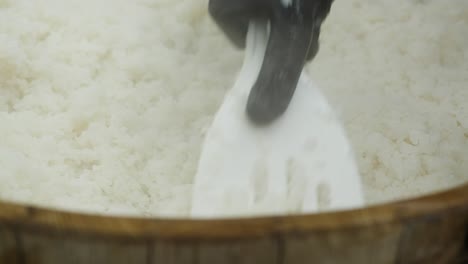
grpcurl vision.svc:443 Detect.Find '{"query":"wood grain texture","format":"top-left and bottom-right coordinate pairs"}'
top-left (283, 224), bottom-right (401, 264)
top-left (152, 239), bottom-right (277, 264)
top-left (196, 239), bottom-right (277, 264)
top-left (152, 242), bottom-right (194, 264)
top-left (395, 212), bottom-right (467, 264)
top-left (19, 233), bottom-right (147, 264)
top-left (0, 226), bottom-right (18, 264)
top-left (0, 184), bottom-right (467, 264)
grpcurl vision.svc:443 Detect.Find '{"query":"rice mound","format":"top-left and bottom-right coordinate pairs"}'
top-left (0, 0), bottom-right (467, 217)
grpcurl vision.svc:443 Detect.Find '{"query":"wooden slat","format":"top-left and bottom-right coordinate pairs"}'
top-left (152, 242), bottom-right (195, 264)
top-left (0, 226), bottom-right (19, 264)
top-left (197, 239), bottom-right (277, 264)
top-left (152, 239), bottom-right (277, 264)
top-left (395, 214), bottom-right (466, 264)
top-left (283, 224), bottom-right (401, 264)
top-left (19, 233), bottom-right (147, 264)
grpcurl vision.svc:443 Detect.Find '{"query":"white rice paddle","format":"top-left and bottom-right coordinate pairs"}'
top-left (191, 21), bottom-right (364, 218)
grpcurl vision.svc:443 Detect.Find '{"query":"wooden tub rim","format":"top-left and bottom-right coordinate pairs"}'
top-left (1, 184), bottom-right (468, 242)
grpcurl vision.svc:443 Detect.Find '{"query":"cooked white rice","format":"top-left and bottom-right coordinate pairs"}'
top-left (0, 0), bottom-right (467, 217)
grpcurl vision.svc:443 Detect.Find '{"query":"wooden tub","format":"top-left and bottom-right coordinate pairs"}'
top-left (1, 184), bottom-right (468, 264)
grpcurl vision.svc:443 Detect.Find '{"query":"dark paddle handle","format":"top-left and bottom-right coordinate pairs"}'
top-left (246, 19), bottom-right (314, 125)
